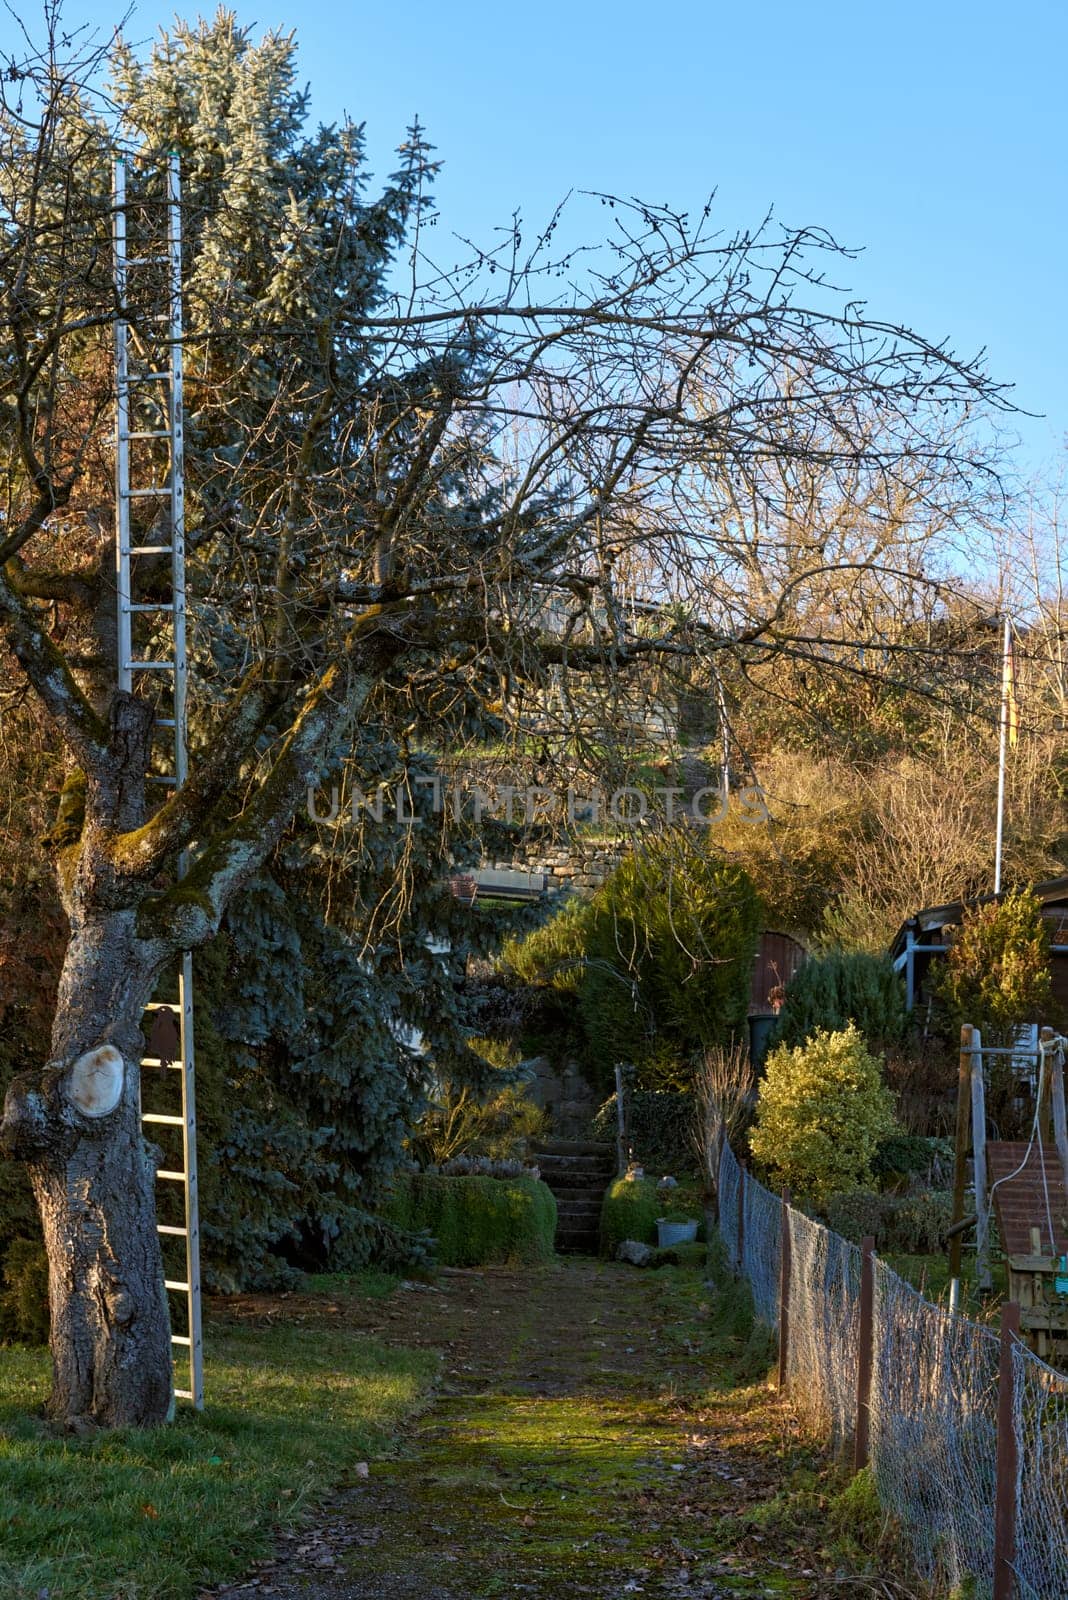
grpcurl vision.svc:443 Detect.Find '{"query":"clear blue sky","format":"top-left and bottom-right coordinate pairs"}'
top-left (10, 0), bottom-right (1067, 481)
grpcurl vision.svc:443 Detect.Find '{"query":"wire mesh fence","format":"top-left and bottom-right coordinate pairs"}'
top-left (1012, 1343), bottom-right (1068, 1598)
top-left (717, 1138), bottom-right (1068, 1599)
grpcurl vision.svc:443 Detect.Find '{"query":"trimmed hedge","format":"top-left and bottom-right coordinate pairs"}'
top-left (384, 1173), bottom-right (557, 1267)
top-left (600, 1177), bottom-right (662, 1255)
top-left (599, 1175), bottom-right (705, 1256)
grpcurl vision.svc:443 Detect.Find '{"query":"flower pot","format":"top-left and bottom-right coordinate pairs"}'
top-left (656, 1218), bottom-right (698, 1248)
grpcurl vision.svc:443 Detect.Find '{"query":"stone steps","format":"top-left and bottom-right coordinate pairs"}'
top-left (534, 1139), bottom-right (615, 1256)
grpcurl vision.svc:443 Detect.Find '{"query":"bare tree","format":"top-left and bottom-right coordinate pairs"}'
top-left (0, 12), bottom-right (1012, 1427)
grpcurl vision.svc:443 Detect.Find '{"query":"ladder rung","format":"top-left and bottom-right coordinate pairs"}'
top-left (157, 1170), bottom-right (186, 1182)
top-left (158, 1224), bottom-right (188, 1237)
top-left (125, 256), bottom-right (169, 265)
top-left (123, 430), bottom-right (171, 440)
top-left (174, 1389), bottom-right (194, 1401)
top-left (148, 775), bottom-right (178, 786)
top-left (171, 1335), bottom-right (192, 1347)
top-left (126, 660), bottom-right (174, 671)
top-left (144, 1001), bottom-right (181, 1011)
top-left (129, 602), bottom-right (172, 612)
top-left (165, 1279), bottom-right (190, 1292)
top-left (140, 1056), bottom-right (185, 1070)
top-left (127, 372), bottom-right (170, 383)
top-left (143, 1112), bottom-right (185, 1126)
top-left (122, 487), bottom-right (171, 498)
top-left (129, 545), bottom-right (173, 556)
top-left (155, 717), bottom-right (177, 728)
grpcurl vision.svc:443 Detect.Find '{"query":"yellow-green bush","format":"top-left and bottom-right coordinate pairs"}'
top-left (748, 1023), bottom-right (898, 1204)
top-left (384, 1173), bottom-right (557, 1267)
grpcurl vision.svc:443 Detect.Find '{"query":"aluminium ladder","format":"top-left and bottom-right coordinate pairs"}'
top-left (113, 153), bottom-right (203, 1409)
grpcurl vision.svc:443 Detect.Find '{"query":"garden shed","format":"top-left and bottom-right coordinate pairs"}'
top-left (889, 874), bottom-right (1068, 1012)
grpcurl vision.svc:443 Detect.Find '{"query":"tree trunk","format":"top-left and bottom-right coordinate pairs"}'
top-left (1, 911), bottom-right (173, 1428)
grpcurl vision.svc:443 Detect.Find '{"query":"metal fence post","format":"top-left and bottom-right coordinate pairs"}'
top-left (854, 1235), bottom-right (875, 1471)
top-left (777, 1186), bottom-right (791, 1391)
top-left (994, 1300), bottom-right (1021, 1600)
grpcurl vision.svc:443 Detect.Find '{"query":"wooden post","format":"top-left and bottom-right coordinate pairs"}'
top-left (970, 1026), bottom-right (992, 1293)
top-left (854, 1235), bottom-right (875, 1472)
top-left (736, 1159), bottom-right (746, 1270)
top-left (994, 1300), bottom-right (1021, 1600)
top-left (948, 1024), bottom-right (974, 1302)
top-left (1042, 1028), bottom-right (1068, 1208)
top-left (614, 1062), bottom-right (627, 1176)
top-left (777, 1186), bottom-right (791, 1392)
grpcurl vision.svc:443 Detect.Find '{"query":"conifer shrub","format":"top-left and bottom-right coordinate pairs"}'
top-left (931, 887), bottom-right (1052, 1038)
top-left (773, 951), bottom-right (906, 1052)
top-left (384, 1173), bottom-right (557, 1267)
top-left (749, 1024), bottom-right (898, 1204)
top-left (578, 835), bottom-right (762, 1086)
top-left (824, 1187), bottom-right (954, 1254)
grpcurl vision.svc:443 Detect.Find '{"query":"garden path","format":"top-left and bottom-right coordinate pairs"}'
top-left (204, 1258), bottom-right (909, 1600)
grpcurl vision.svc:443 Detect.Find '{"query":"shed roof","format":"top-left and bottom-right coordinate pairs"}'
top-left (888, 874), bottom-right (1068, 959)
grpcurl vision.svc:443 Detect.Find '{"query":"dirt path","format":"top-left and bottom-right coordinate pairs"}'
top-left (205, 1258), bottom-right (902, 1600)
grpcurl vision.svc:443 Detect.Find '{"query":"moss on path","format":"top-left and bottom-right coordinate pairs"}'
top-left (208, 1252), bottom-right (906, 1599)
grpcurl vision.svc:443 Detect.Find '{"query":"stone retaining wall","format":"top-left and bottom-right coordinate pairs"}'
top-left (484, 843), bottom-right (625, 893)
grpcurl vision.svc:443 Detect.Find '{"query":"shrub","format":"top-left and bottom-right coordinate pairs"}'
top-left (0, 1238), bottom-right (50, 1345)
top-left (407, 1039), bottom-right (547, 1167)
top-left (931, 888), bottom-right (1052, 1040)
top-left (824, 1187), bottom-right (954, 1254)
top-left (500, 896), bottom-right (592, 993)
top-left (749, 1024), bottom-right (898, 1204)
top-left (773, 951), bottom-right (906, 1052)
top-left (871, 1134), bottom-right (954, 1192)
top-left (579, 835), bottom-right (762, 1086)
top-left (825, 1188), bottom-right (895, 1246)
top-left (590, 1090), bottom-right (694, 1175)
top-left (599, 1177), bottom-right (662, 1255)
top-left (383, 1173), bottom-right (556, 1267)
top-left (889, 1190), bottom-right (954, 1254)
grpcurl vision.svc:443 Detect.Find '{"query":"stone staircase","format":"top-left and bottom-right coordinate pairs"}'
top-left (533, 1139), bottom-right (616, 1255)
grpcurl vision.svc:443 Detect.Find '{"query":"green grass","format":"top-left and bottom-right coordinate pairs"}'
top-left (0, 1310), bottom-right (436, 1600)
top-left (303, 1265), bottom-right (403, 1298)
top-left (882, 1250), bottom-right (1008, 1318)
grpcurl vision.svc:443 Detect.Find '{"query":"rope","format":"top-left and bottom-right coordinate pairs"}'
top-left (987, 1034), bottom-right (1068, 1254)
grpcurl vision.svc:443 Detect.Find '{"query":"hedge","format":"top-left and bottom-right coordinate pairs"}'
top-left (591, 1090), bottom-right (695, 1175)
top-left (599, 1175), bottom-right (706, 1257)
top-left (600, 1177), bottom-right (662, 1255)
top-left (384, 1173), bottom-right (557, 1267)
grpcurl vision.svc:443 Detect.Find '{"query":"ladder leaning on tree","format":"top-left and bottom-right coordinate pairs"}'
top-left (113, 151), bottom-right (204, 1409)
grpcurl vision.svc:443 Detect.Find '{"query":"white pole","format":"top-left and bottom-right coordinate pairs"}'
top-left (994, 614), bottom-right (1010, 894)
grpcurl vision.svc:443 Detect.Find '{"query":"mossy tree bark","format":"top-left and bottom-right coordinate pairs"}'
top-left (0, 675), bottom-right (370, 1427)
